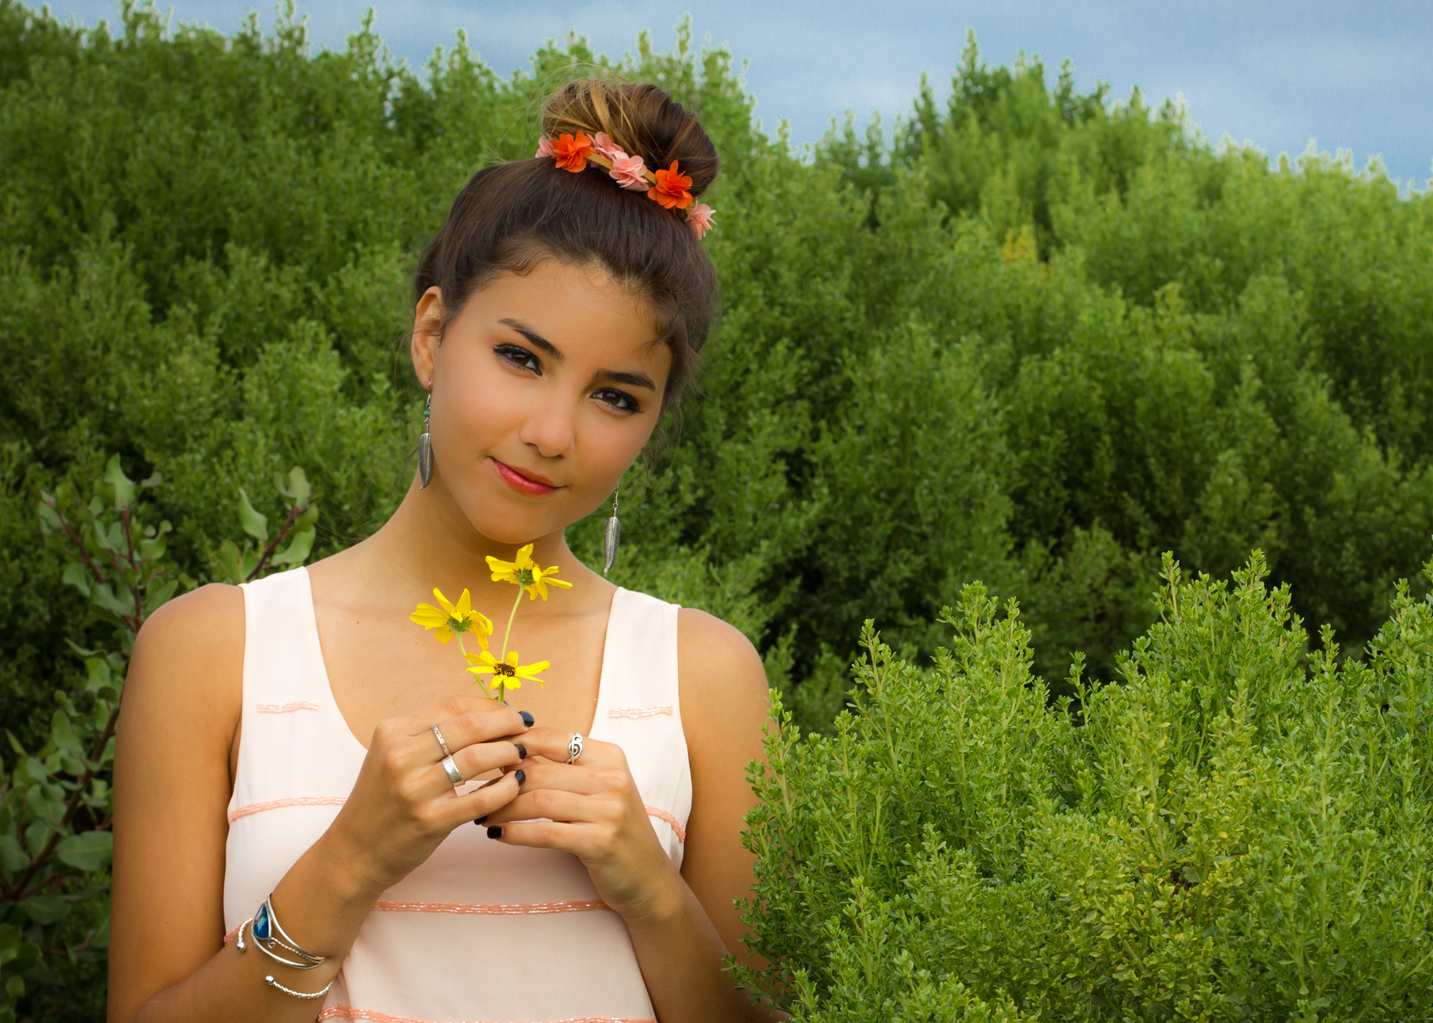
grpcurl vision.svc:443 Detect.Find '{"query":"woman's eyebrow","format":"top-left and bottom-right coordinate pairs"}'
top-left (597, 369), bottom-right (657, 390)
top-left (499, 318), bottom-right (564, 361)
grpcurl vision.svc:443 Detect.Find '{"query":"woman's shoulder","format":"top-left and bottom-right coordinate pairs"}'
top-left (124, 582), bottom-right (244, 738)
top-left (675, 607), bottom-right (769, 737)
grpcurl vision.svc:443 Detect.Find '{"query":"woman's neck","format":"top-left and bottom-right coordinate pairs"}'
top-left (339, 474), bottom-right (590, 621)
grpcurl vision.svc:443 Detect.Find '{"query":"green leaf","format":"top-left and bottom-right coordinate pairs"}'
top-left (24, 785), bottom-right (57, 826)
top-left (49, 712), bottom-right (79, 755)
top-left (83, 656), bottom-right (113, 694)
top-left (19, 896), bottom-right (68, 925)
top-left (55, 830), bottom-right (113, 872)
top-left (0, 835), bottom-right (29, 873)
top-left (269, 528), bottom-right (315, 567)
top-left (60, 561), bottom-right (91, 597)
top-left (89, 582), bottom-right (132, 619)
top-left (142, 578), bottom-right (179, 618)
top-left (237, 488), bottom-right (268, 542)
top-left (136, 532), bottom-right (168, 561)
top-left (214, 540), bottom-right (244, 585)
top-left (36, 499), bottom-right (62, 533)
top-left (292, 502), bottom-right (320, 532)
top-left (139, 471), bottom-right (163, 488)
top-left (103, 454), bottom-right (136, 511)
top-left (275, 466), bottom-right (312, 507)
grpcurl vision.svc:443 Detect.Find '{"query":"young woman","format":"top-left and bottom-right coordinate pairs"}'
top-left (107, 80), bottom-right (772, 1023)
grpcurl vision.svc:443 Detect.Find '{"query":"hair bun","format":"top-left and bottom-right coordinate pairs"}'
top-left (541, 80), bottom-right (719, 198)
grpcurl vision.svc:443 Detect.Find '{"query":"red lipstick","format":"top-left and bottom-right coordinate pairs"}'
top-left (492, 459), bottom-right (559, 496)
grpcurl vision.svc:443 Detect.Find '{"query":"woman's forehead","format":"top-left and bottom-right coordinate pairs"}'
top-left (466, 262), bottom-right (671, 371)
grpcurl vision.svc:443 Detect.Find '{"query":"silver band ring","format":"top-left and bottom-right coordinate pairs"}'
top-left (567, 733), bottom-right (584, 764)
top-left (432, 723), bottom-right (453, 758)
top-left (441, 754), bottom-right (462, 786)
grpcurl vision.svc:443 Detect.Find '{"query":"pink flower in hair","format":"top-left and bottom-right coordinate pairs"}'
top-left (535, 137), bottom-right (555, 158)
top-left (592, 131), bottom-right (627, 162)
top-left (687, 203), bottom-right (715, 239)
top-left (609, 153), bottom-right (649, 191)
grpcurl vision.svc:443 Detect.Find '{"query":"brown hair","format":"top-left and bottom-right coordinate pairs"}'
top-left (413, 80), bottom-right (720, 408)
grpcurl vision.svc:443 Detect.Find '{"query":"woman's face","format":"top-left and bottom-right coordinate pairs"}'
top-left (410, 259), bottom-right (671, 545)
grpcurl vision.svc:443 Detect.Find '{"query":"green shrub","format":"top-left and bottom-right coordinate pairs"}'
top-left (742, 553), bottom-right (1433, 1020)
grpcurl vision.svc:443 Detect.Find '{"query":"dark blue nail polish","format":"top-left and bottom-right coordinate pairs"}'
top-left (519, 710), bottom-right (534, 727)
top-left (474, 815), bottom-right (487, 825)
top-left (514, 769), bottom-right (526, 786)
top-left (513, 743), bottom-right (527, 761)
top-left (486, 826), bottom-right (503, 839)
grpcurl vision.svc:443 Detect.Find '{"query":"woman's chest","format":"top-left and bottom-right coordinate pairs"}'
top-left (313, 598), bottom-right (612, 747)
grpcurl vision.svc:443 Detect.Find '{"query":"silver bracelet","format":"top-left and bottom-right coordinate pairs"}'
top-left (251, 895), bottom-right (327, 969)
top-left (238, 916), bottom-right (325, 971)
top-left (265, 974), bottom-right (335, 1000)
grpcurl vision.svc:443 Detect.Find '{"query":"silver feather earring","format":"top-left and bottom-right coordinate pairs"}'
top-left (602, 486), bottom-right (621, 575)
top-left (418, 390), bottom-right (434, 489)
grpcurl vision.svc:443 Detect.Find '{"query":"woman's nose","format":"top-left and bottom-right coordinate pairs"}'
top-left (517, 396), bottom-right (578, 458)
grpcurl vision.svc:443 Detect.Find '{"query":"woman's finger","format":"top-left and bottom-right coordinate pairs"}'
top-left (481, 787), bottom-right (622, 827)
top-left (515, 726), bottom-right (621, 767)
top-left (503, 759), bottom-right (619, 798)
top-left (431, 702), bottom-right (532, 753)
top-left (483, 818), bottom-right (610, 859)
top-left (450, 739), bottom-right (524, 782)
top-left (410, 738), bottom-right (528, 801)
top-left (435, 771), bottom-right (524, 829)
top-left (398, 694), bottom-right (524, 741)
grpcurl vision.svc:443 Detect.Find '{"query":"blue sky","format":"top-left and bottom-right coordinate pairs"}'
top-left (41, 0), bottom-right (1433, 186)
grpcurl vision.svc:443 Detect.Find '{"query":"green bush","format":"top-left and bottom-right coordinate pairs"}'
top-left (3, 1), bottom-right (1433, 1017)
top-left (742, 554), bottom-right (1433, 1019)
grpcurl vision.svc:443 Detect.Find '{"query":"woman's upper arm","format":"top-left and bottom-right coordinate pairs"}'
top-left (676, 608), bottom-right (771, 961)
top-left (108, 583), bottom-right (243, 1023)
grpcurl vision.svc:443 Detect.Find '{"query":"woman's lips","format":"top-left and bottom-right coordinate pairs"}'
top-left (492, 459), bottom-right (559, 496)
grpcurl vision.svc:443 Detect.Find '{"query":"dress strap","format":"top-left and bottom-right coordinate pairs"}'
top-left (592, 588), bottom-right (691, 867)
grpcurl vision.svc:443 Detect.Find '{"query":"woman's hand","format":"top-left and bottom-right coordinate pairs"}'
top-left (323, 695), bottom-right (532, 897)
top-left (480, 728), bottom-right (681, 921)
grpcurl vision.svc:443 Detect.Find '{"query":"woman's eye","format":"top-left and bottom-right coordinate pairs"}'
top-left (495, 345), bottom-right (541, 373)
top-left (594, 388), bottom-right (640, 413)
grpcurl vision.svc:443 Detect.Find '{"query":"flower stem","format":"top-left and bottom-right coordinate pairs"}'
top-left (500, 586), bottom-right (523, 660)
top-left (457, 632), bottom-right (497, 701)
top-left (493, 586), bottom-right (524, 705)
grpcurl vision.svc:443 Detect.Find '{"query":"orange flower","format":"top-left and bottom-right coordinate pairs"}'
top-left (648, 161), bottom-right (694, 210)
top-left (551, 132), bottom-right (594, 173)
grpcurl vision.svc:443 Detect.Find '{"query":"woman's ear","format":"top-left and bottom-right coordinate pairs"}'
top-left (410, 286), bottom-right (445, 387)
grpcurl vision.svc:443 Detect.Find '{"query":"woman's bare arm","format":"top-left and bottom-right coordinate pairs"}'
top-left (108, 584), bottom-right (531, 1023)
top-left (676, 609), bottom-right (771, 968)
top-left (618, 608), bottom-right (775, 1021)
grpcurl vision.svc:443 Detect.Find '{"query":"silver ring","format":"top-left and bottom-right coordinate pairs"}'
top-left (432, 723), bottom-right (453, 758)
top-left (567, 733), bottom-right (584, 764)
top-left (441, 754), bottom-right (462, 786)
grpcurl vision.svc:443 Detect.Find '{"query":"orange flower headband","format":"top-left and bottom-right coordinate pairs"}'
top-left (537, 132), bottom-right (715, 240)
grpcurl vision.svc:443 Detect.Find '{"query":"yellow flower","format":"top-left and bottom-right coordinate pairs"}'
top-left (486, 544), bottom-right (574, 600)
top-left (528, 562), bottom-right (573, 601)
top-left (409, 588), bottom-right (493, 646)
top-left (465, 649), bottom-right (550, 692)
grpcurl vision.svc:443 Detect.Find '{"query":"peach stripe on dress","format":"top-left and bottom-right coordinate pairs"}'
top-left (229, 795), bottom-right (348, 822)
top-left (223, 922), bottom-right (242, 945)
top-left (606, 705), bottom-right (673, 719)
top-left (643, 804), bottom-right (685, 842)
top-left (318, 1009), bottom-right (654, 1023)
top-left (256, 700), bottom-right (322, 713)
top-left (374, 899), bottom-right (609, 915)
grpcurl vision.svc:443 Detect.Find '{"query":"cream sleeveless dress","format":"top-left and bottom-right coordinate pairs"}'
top-left (222, 567), bottom-right (691, 1023)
